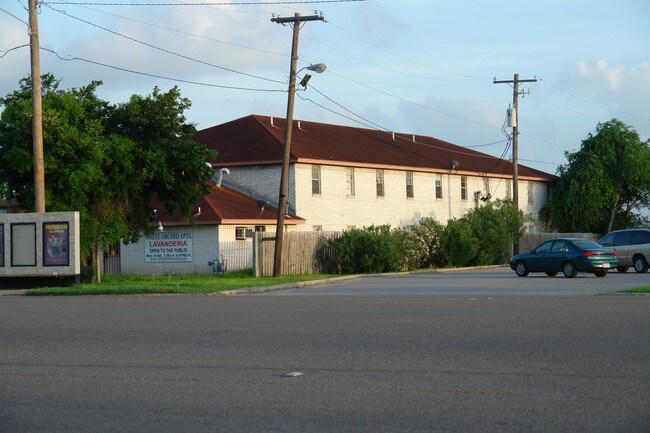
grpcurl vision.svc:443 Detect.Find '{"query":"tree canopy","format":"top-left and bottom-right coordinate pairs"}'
top-left (0, 74), bottom-right (216, 280)
top-left (541, 119), bottom-right (650, 233)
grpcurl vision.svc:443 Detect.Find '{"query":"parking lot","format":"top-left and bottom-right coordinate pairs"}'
top-left (262, 266), bottom-right (650, 297)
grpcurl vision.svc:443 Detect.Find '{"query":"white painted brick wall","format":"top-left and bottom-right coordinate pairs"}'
top-left (120, 225), bottom-right (218, 275)
top-left (217, 163), bottom-right (550, 232)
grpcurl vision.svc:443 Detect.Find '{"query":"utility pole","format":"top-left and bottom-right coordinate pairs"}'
top-left (271, 12), bottom-right (324, 277)
top-left (28, 0), bottom-right (46, 212)
top-left (494, 73), bottom-right (536, 254)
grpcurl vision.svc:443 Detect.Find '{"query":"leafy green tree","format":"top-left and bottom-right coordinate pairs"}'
top-left (541, 119), bottom-right (650, 233)
top-left (0, 74), bottom-right (215, 282)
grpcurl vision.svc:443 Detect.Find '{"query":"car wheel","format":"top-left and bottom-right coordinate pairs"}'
top-left (594, 269), bottom-right (608, 277)
top-left (515, 261), bottom-right (529, 277)
top-left (545, 272), bottom-right (557, 277)
top-left (633, 255), bottom-right (648, 273)
top-left (616, 266), bottom-right (629, 273)
top-left (562, 262), bottom-right (577, 278)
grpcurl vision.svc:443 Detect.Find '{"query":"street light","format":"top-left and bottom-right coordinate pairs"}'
top-left (272, 61), bottom-right (326, 277)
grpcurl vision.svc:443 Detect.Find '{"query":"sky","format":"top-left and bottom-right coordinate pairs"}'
top-left (1, 0), bottom-right (649, 175)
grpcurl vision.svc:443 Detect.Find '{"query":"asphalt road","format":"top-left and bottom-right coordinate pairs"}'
top-left (1, 270), bottom-right (649, 432)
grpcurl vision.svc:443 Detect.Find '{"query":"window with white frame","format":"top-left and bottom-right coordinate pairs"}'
top-left (312, 165), bottom-right (321, 195)
top-left (376, 169), bottom-right (384, 197)
top-left (506, 180), bottom-right (511, 200)
top-left (461, 176), bottom-right (467, 201)
top-left (435, 174), bottom-right (443, 199)
top-left (345, 167), bottom-right (355, 196)
top-left (528, 182), bottom-right (534, 205)
top-left (406, 171), bottom-right (414, 198)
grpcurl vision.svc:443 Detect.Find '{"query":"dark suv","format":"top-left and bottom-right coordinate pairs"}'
top-left (598, 228), bottom-right (650, 273)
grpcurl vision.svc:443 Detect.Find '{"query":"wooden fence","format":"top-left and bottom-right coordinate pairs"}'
top-left (253, 231), bottom-right (340, 277)
top-left (518, 232), bottom-right (598, 254)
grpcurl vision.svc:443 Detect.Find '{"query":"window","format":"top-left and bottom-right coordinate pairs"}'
top-left (528, 182), bottom-right (534, 205)
top-left (406, 171), bottom-right (414, 198)
top-left (460, 176), bottom-right (467, 201)
top-left (235, 227), bottom-right (247, 240)
top-left (506, 181), bottom-right (511, 200)
top-left (376, 169), bottom-right (384, 197)
top-left (255, 226), bottom-right (265, 233)
top-left (312, 165), bottom-right (321, 195)
top-left (435, 174), bottom-right (443, 199)
top-left (345, 167), bottom-right (355, 196)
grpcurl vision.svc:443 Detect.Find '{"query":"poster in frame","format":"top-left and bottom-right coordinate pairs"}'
top-left (43, 222), bottom-right (70, 267)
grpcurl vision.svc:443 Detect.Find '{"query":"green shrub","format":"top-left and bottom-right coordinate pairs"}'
top-left (326, 225), bottom-right (404, 274)
top-left (439, 218), bottom-right (479, 267)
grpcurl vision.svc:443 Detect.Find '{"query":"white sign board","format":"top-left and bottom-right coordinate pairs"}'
top-left (145, 232), bottom-right (193, 262)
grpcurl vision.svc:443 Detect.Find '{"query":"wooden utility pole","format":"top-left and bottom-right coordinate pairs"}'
top-left (494, 73), bottom-right (537, 254)
top-left (28, 0), bottom-right (46, 212)
top-left (271, 12), bottom-right (324, 277)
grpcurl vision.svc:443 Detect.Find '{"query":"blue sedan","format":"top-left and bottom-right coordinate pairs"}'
top-left (510, 238), bottom-right (618, 278)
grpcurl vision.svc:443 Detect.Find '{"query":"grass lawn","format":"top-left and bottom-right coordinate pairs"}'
top-left (621, 285), bottom-right (650, 294)
top-left (24, 271), bottom-right (339, 296)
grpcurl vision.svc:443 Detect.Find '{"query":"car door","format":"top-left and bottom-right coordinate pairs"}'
top-left (614, 231), bottom-right (633, 266)
top-left (528, 240), bottom-right (555, 272)
top-left (549, 240), bottom-right (570, 271)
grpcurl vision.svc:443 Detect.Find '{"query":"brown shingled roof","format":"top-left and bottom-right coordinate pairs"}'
top-left (152, 182), bottom-right (304, 226)
top-left (192, 114), bottom-right (557, 181)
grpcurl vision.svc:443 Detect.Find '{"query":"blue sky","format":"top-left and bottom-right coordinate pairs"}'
top-left (1, 0), bottom-right (648, 174)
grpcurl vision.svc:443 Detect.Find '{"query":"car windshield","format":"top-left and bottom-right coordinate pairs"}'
top-left (573, 240), bottom-right (602, 249)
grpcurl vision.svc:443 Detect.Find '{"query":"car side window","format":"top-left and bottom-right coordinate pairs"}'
top-left (551, 241), bottom-right (568, 252)
top-left (615, 231), bottom-right (632, 246)
top-left (599, 233), bottom-right (615, 246)
top-left (630, 230), bottom-right (650, 245)
top-left (536, 241), bottom-right (554, 253)
top-left (637, 230), bottom-right (650, 244)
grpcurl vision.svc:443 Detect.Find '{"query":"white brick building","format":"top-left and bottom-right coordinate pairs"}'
top-left (194, 114), bottom-right (556, 233)
top-left (115, 114), bottom-right (556, 275)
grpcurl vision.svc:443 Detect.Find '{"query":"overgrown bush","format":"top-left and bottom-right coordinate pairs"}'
top-left (326, 225), bottom-right (405, 274)
top-left (323, 200), bottom-right (529, 274)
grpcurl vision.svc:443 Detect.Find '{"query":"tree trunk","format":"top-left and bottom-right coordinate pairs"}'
top-left (606, 193), bottom-right (620, 234)
top-left (91, 245), bottom-right (101, 284)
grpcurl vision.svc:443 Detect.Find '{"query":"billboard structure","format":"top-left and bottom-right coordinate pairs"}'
top-left (0, 212), bottom-right (80, 288)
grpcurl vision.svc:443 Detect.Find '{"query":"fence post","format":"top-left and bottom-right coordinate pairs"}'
top-left (253, 232), bottom-right (262, 277)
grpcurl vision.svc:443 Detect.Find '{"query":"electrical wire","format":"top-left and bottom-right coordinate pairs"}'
top-left (326, 20), bottom-right (490, 81)
top-left (42, 46), bottom-right (286, 92)
top-left (43, 0), bottom-right (367, 5)
top-left (44, 3), bottom-right (287, 84)
top-left (67, 3), bottom-right (289, 59)
top-left (0, 44), bottom-right (29, 58)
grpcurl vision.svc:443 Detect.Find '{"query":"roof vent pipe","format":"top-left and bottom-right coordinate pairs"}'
top-left (298, 121), bottom-right (301, 130)
top-left (392, 132), bottom-right (395, 141)
top-left (216, 167), bottom-right (230, 188)
top-left (270, 116), bottom-right (274, 127)
top-left (412, 135), bottom-right (416, 142)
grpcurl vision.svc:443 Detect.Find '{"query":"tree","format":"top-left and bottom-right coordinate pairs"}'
top-left (541, 119), bottom-right (650, 234)
top-left (0, 74), bottom-right (216, 282)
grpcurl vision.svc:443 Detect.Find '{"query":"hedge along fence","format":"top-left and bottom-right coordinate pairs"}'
top-left (252, 230), bottom-right (600, 277)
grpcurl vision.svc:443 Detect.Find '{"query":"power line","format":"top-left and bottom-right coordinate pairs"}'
top-left (327, 20), bottom-right (490, 81)
top-left (44, 3), bottom-right (286, 84)
top-left (43, 0), bottom-right (366, 5)
top-left (69, 3), bottom-right (289, 58)
top-left (41, 47), bottom-right (286, 92)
